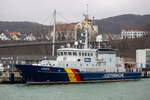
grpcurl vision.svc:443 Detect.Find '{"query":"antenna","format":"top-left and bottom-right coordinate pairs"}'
top-left (52, 9), bottom-right (56, 56)
top-left (86, 4), bottom-right (88, 20)
top-left (84, 4), bottom-right (89, 49)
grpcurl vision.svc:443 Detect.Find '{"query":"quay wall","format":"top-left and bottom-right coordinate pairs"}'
top-left (0, 71), bottom-right (23, 83)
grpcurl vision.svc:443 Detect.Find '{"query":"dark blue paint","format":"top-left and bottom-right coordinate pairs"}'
top-left (15, 64), bottom-right (141, 83)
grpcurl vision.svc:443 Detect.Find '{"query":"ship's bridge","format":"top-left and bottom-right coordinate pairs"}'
top-left (56, 48), bottom-right (97, 68)
top-left (57, 48), bottom-right (97, 61)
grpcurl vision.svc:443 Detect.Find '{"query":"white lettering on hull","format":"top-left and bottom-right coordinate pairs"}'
top-left (103, 73), bottom-right (124, 78)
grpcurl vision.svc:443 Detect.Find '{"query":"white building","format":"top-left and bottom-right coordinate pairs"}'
top-left (0, 33), bottom-right (11, 40)
top-left (136, 49), bottom-right (150, 68)
top-left (121, 27), bottom-right (149, 39)
top-left (24, 33), bottom-right (36, 41)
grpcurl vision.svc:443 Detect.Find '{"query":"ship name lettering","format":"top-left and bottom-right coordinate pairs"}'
top-left (41, 68), bottom-right (49, 71)
top-left (103, 74), bottom-right (124, 78)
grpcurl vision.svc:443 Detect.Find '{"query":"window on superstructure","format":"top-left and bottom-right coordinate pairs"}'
top-left (82, 53), bottom-right (84, 56)
top-left (85, 53), bottom-right (87, 56)
top-left (73, 52), bottom-right (77, 56)
top-left (61, 52), bottom-right (63, 56)
top-left (64, 52), bottom-right (67, 55)
top-left (68, 52), bottom-right (72, 55)
top-left (91, 53), bottom-right (93, 56)
top-left (79, 52), bottom-right (81, 56)
top-left (88, 53), bottom-right (90, 56)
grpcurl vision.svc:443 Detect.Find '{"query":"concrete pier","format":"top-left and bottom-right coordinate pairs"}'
top-left (0, 71), bottom-right (24, 84)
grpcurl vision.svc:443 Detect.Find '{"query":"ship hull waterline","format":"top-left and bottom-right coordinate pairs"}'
top-left (27, 79), bottom-right (140, 85)
top-left (16, 65), bottom-right (142, 85)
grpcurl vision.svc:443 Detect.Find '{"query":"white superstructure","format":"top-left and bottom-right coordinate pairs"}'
top-left (37, 47), bottom-right (126, 73)
top-left (55, 47), bottom-right (125, 72)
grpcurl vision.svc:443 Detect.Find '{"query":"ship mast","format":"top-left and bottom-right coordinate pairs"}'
top-left (84, 4), bottom-right (89, 49)
top-left (52, 9), bottom-right (56, 56)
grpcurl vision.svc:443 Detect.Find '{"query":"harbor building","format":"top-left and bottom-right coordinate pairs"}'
top-left (121, 27), bottom-right (149, 39)
top-left (136, 49), bottom-right (150, 68)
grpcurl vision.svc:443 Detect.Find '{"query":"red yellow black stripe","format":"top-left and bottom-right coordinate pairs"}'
top-left (64, 68), bottom-right (82, 82)
top-left (71, 69), bottom-right (82, 81)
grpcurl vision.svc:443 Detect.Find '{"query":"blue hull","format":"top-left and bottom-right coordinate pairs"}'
top-left (15, 64), bottom-right (141, 85)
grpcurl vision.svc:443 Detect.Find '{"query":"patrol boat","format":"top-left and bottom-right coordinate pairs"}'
top-left (15, 12), bottom-right (141, 85)
top-left (16, 45), bottom-right (141, 85)
top-left (16, 32), bottom-right (141, 85)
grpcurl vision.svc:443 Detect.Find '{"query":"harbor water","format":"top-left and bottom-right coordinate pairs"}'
top-left (0, 79), bottom-right (150, 100)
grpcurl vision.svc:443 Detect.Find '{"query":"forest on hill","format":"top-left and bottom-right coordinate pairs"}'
top-left (93, 14), bottom-right (150, 33)
top-left (0, 14), bottom-right (150, 34)
top-left (0, 21), bottom-right (49, 34)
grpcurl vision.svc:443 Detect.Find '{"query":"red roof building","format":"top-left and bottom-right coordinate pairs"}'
top-left (8, 32), bottom-right (20, 35)
top-left (121, 27), bottom-right (150, 39)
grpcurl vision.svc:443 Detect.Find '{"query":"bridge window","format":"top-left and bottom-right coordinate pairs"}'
top-left (88, 53), bottom-right (90, 56)
top-left (91, 53), bottom-right (93, 56)
top-left (64, 52), bottom-right (67, 55)
top-left (73, 52), bottom-right (77, 56)
top-left (82, 53), bottom-right (85, 56)
top-left (79, 52), bottom-right (81, 56)
top-left (61, 52), bottom-right (63, 56)
top-left (68, 52), bottom-right (72, 55)
top-left (85, 53), bottom-right (87, 56)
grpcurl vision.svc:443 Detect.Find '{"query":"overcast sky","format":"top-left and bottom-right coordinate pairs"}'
top-left (0, 0), bottom-right (150, 25)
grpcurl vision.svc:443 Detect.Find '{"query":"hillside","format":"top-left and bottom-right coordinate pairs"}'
top-left (93, 14), bottom-right (150, 33)
top-left (110, 34), bottom-right (150, 58)
top-left (0, 21), bottom-right (49, 33)
top-left (0, 14), bottom-right (150, 34)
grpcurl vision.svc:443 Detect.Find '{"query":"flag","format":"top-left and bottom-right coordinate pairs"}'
top-left (87, 20), bottom-right (92, 24)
